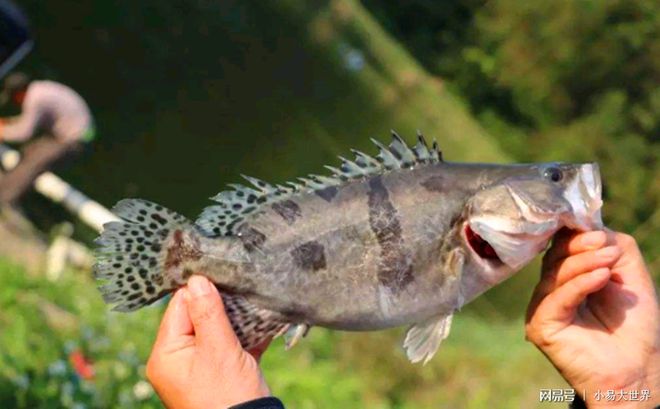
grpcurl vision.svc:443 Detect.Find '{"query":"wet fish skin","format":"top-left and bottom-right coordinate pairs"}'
top-left (95, 133), bottom-right (602, 363)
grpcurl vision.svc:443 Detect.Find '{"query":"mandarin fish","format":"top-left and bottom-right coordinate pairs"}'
top-left (95, 132), bottom-right (603, 363)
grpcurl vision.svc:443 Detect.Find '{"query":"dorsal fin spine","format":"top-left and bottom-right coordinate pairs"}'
top-left (414, 131), bottom-right (430, 162)
top-left (315, 175), bottom-right (340, 186)
top-left (287, 181), bottom-right (304, 190)
top-left (372, 138), bottom-right (401, 170)
top-left (351, 149), bottom-right (380, 170)
top-left (275, 184), bottom-right (293, 195)
top-left (431, 140), bottom-right (442, 162)
top-left (339, 156), bottom-right (368, 177)
top-left (324, 165), bottom-right (344, 178)
top-left (389, 131), bottom-right (416, 166)
top-left (391, 130), bottom-right (404, 141)
top-left (241, 174), bottom-right (275, 194)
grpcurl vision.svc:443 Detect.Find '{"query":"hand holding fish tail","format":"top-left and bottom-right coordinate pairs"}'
top-left (147, 275), bottom-right (276, 409)
top-left (526, 229), bottom-right (660, 408)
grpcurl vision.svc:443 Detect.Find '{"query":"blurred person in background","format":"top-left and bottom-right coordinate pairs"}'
top-left (0, 72), bottom-right (94, 207)
top-left (146, 229), bottom-right (659, 409)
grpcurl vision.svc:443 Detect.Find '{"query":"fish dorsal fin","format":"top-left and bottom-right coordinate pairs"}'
top-left (195, 131), bottom-right (443, 236)
top-left (403, 313), bottom-right (453, 364)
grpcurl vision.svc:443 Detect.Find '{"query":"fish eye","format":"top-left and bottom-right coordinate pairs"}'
top-left (543, 167), bottom-right (563, 183)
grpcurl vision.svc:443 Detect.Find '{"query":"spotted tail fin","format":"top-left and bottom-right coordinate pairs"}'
top-left (94, 199), bottom-right (198, 312)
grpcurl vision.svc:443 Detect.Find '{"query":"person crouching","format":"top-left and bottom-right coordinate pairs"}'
top-left (0, 72), bottom-right (95, 206)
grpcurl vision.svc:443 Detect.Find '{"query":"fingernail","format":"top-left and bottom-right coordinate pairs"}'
top-left (188, 275), bottom-right (211, 296)
top-left (591, 267), bottom-right (610, 278)
top-left (581, 231), bottom-right (604, 248)
top-left (595, 246), bottom-right (620, 259)
top-left (174, 289), bottom-right (187, 309)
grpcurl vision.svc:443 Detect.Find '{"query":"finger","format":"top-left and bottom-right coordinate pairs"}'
top-left (536, 268), bottom-right (611, 324)
top-left (152, 289), bottom-right (193, 351)
top-left (542, 228), bottom-right (576, 269)
top-left (553, 246), bottom-right (621, 288)
top-left (247, 338), bottom-right (273, 362)
top-left (604, 230), bottom-right (654, 288)
top-left (530, 241), bottom-right (618, 313)
top-left (543, 230), bottom-right (608, 272)
top-left (185, 275), bottom-right (242, 353)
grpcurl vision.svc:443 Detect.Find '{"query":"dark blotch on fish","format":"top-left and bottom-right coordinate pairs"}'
top-left (272, 200), bottom-right (302, 225)
top-left (315, 186), bottom-right (338, 202)
top-left (367, 176), bottom-right (414, 292)
top-left (291, 241), bottom-right (327, 271)
top-left (421, 175), bottom-right (446, 192)
top-left (240, 226), bottom-right (267, 252)
top-left (164, 230), bottom-right (203, 270)
top-left (422, 175), bottom-right (469, 193)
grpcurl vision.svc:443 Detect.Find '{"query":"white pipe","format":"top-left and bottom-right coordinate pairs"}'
top-left (0, 143), bottom-right (119, 232)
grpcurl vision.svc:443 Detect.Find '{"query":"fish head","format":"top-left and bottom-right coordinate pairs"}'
top-left (460, 162), bottom-right (603, 286)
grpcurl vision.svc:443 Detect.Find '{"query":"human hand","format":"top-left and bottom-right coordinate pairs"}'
top-left (526, 229), bottom-right (660, 408)
top-left (146, 275), bottom-right (272, 409)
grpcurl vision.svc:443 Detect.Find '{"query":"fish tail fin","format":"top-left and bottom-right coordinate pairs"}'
top-left (94, 199), bottom-right (198, 312)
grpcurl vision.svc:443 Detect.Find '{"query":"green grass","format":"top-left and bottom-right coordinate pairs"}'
top-left (0, 258), bottom-right (162, 408)
top-left (0, 257), bottom-right (569, 408)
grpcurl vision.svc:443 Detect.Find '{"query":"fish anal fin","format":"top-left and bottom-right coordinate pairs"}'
top-left (221, 293), bottom-right (291, 351)
top-left (403, 314), bottom-right (453, 365)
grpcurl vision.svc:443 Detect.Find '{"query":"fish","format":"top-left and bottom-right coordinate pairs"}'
top-left (94, 131), bottom-right (603, 364)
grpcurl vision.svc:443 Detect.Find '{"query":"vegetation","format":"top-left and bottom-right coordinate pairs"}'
top-left (2, 0), bottom-right (657, 407)
top-left (364, 0), bottom-right (660, 270)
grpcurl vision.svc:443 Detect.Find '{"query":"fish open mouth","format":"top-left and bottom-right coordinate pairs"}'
top-left (465, 225), bottom-right (501, 262)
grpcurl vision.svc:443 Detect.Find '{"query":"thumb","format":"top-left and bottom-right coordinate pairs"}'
top-left (185, 275), bottom-right (242, 353)
top-left (151, 288), bottom-right (193, 353)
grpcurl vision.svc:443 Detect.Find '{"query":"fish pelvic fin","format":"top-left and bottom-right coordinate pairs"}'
top-left (284, 323), bottom-right (310, 350)
top-left (403, 313), bottom-right (454, 365)
top-left (222, 293), bottom-right (291, 350)
top-left (94, 199), bottom-right (196, 312)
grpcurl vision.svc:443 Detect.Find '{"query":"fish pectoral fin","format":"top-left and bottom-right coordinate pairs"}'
top-left (403, 314), bottom-right (453, 365)
top-left (222, 293), bottom-right (291, 351)
top-left (284, 323), bottom-right (310, 350)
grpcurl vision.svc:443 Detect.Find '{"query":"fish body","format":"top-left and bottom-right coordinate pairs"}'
top-left (95, 132), bottom-right (603, 363)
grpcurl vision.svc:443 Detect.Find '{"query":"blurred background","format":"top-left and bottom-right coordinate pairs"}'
top-left (0, 0), bottom-right (658, 407)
